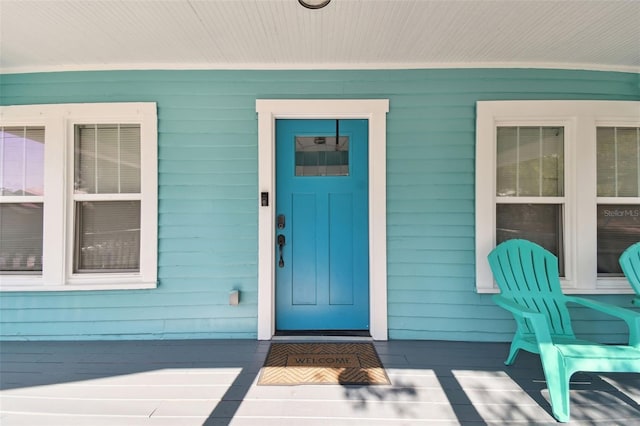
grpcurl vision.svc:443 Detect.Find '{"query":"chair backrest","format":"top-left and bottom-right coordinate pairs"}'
top-left (620, 242), bottom-right (640, 296)
top-left (488, 239), bottom-right (575, 338)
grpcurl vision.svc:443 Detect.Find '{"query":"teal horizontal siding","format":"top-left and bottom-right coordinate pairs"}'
top-left (0, 290), bottom-right (257, 310)
top-left (1, 68), bottom-right (638, 342)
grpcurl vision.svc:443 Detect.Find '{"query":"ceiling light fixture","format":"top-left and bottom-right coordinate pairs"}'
top-left (298, 0), bottom-right (331, 10)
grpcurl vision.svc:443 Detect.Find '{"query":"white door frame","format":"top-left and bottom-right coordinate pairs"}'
top-left (256, 99), bottom-right (389, 340)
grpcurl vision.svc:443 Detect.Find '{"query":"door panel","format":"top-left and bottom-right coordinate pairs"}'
top-left (276, 119), bottom-right (369, 331)
top-left (329, 192), bottom-right (353, 305)
top-left (291, 193), bottom-right (317, 305)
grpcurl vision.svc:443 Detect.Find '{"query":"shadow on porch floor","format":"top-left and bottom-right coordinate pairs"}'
top-left (1, 340), bottom-right (638, 425)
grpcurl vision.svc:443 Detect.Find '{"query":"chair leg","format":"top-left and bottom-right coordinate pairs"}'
top-left (505, 342), bottom-right (520, 365)
top-left (540, 351), bottom-right (571, 422)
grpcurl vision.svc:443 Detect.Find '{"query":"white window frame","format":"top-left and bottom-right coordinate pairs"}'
top-left (0, 103), bottom-right (157, 291)
top-left (476, 100), bottom-right (640, 294)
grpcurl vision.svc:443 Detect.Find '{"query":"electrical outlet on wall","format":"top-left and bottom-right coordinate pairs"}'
top-left (229, 290), bottom-right (240, 306)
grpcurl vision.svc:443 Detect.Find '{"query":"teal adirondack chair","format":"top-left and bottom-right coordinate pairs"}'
top-left (488, 239), bottom-right (640, 422)
top-left (620, 242), bottom-right (640, 306)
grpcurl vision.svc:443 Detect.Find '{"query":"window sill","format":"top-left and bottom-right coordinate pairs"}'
top-left (0, 277), bottom-right (157, 292)
top-left (476, 279), bottom-right (637, 295)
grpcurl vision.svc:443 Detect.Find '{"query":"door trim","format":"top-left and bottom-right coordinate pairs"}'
top-left (256, 99), bottom-right (389, 340)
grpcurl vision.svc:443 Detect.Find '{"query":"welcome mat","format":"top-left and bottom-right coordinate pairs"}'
top-left (258, 342), bottom-right (390, 385)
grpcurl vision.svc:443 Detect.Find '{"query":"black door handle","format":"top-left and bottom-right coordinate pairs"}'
top-left (277, 234), bottom-right (285, 268)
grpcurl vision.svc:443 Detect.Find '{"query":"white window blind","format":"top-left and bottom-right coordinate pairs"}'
top-left (75, 200), bottom-right (140, 271)
top-left (74, 124), bottom-right (141, 194)
top-left (495, 126), bottom-right (565, 274)
top-left (74, 124), bottom-right (142, 273)
top-left (597, 127), bottom-right (640, 197)
top-left (596, 127), bottom-right (640, 276)
top-left (0, 203), bottom-right (43, 273)
top-left (0, 126), bottom-right (45, 273)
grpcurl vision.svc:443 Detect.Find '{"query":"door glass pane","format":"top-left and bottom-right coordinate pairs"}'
top-left (1, 126), bottom-right (45, 196)
top-left (295, 136), bottom-right (349, 176)
top-left (496, 203), bottom-right (564, 275)
top-left (0, 203), bottom-right (43, 273)
top-left (75, 200), bottom-right (140, 272)
top-left (497, 126), bottom-right (564, 197)
top-left (75, 124), bottom-right (141, 194)
top-left (597, 127), bottom-right (639, 197)
top-left (597, 204), bottom-right (640, 276)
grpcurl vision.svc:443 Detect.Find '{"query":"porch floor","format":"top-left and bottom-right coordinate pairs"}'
top-left (1, 339), bottom-right (638, 425)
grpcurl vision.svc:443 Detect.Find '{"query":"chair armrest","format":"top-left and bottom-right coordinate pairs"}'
top-left (565, 296), bottom-right (640, 347)
top-left (492, 295), bottom-right (553, 344)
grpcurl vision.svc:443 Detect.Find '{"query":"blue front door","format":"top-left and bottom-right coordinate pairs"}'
top-left (276, 119), bottom-right (369, 331)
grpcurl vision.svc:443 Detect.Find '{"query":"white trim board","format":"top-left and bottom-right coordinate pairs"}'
top-left (3, 62), bottom-right (639, 75)
top-left (255, 99), bottom-right (390, 341)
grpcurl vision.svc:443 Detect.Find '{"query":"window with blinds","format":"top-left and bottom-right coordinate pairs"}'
top-left (596, 127), bottom-right (640, 276)
top-left (0, 103), bottom-right (156, 291)
top-left (73, 124), bottom-right (141, 272)
top-left (0, 126), bottom-right (45, 274)
top-left (476, 100), bottom-right (640, 294)
top-left (495, 126), bottom-right (565, 275)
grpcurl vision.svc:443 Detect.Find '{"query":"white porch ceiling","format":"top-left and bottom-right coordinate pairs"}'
top-left (1, 0), bottom-right (639, 74)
